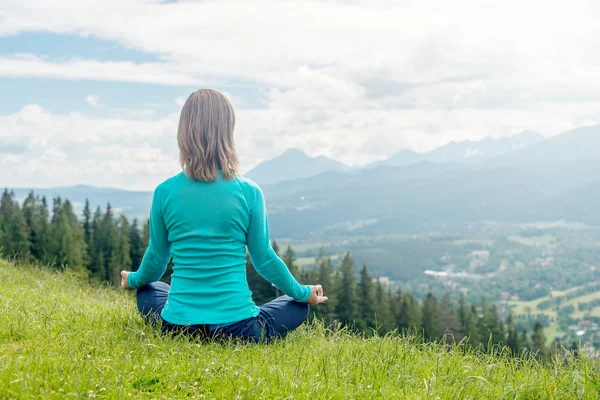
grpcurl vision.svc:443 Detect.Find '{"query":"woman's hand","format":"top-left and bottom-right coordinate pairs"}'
top-left (121, 271), bottom-right (132, 290)
top-left (307, 285), bottom-right (328, 305)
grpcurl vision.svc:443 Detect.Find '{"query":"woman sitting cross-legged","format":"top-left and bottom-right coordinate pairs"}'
top-left (120, 89), bottom-right (327, 343)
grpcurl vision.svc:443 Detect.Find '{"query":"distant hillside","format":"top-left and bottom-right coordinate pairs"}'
top-left (6, 125), bottom-right (599, 235)
top-left (245, 148), bottom-right (351, 185)
top-left (369, 131), bottom-right (543, 168)
top-left (9, 185), bottom-right (153, 220)
top-left (265, 157), bottom-right (600, 238)
top-left (492, 124), bottom-right (600, 166)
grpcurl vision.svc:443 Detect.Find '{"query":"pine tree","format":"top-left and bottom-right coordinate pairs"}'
top-left (100, 203), bottom-right (119, 282)
top-left (31, 196), bottom-right (50, 261)
top-left (96, 251), bottom-right (105, 281)
top-left (356, 264), bottom-right (376, 334)
top-left (531, 321), bottom-right (547, 360)
top-left (458, 293), bottom-right (468, 331)
top-left (88, 206), bottom-right (104, 280)
top-left (245, 253), bottom-right (277, 304)
top-left (569, 340), bottom-right (580, 358)
top-left (129, 219), bottom-right (145, 271)
top-left (335, 252), bottom-right (357, 328)
top-left (282, 245), bottom-right (299, 279)
top-left (519, 328), bottom-right (531, 355)
top-left (314, 253), bottom-right (336, 324)
top-left (112, 215), bottom-right (132, 286)
top-left (398, 293), bottom-right (421, 334)
top-left (505, 313), bottom-right (520, 355)
top-left (389, 288), bottom-right (402, 332)
top-left (21, 192), bottom-right (36, 254)
top-left (477, 297), bottom-right (492, 350)
top-left (22, 192), bottom-right (50, 261)
top-left (463, 305), bottom-right (480, 348)
top-left (47, 200), bottom-right (86, 271)
top-left (141, 219), bottom-right (150, 249)
top-left (374, 279), bottom-right (393, 333)
top-left (0, 217), bottom-right (4, 254)
top-left (0, 190), bottom-right (30, 256)
top-left (438, 293), bottom-right (462, 344)
top-left (63, 200), bottom-right (87, 270)
top-left (421, 293), bottom-right (441, 341)
top-left (484, 304), bottom-right (505, 347)
top-left (47, 202), bottom-right (69, 268)
top-left (83, 199), bottom-right (92, 246)
top-left (51, 197), bottom-right (62, 223)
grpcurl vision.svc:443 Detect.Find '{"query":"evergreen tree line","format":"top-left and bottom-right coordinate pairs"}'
top-left (249, 247), bottom-right (555, 359)
top-left (0, 190), bottom-right (148, 286)
top-left (2, 189), bottom-right (554, 358)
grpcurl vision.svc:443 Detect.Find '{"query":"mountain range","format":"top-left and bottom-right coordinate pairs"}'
top-left (245, 131), bottom-right (544, 185)
top-left (6, 124), bottom-right (600, 238)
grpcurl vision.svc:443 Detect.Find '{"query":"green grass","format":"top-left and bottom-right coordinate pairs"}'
top-left (507, 289), bottom-right (600, 319)
top-left (2, 259), bottom-right (600, 399)
top-left (516, 221), bottom-right (593, 231)
top-left (451, 239), bottom-right (494, 247)
top-left (544, 324), bottom-right (562, 342)
top-left (507, 234), bottom-right (556, 247)
top-left (296, 254), bottom-right (342, 269)
top-left (505, 287), bottom-right (600, 341)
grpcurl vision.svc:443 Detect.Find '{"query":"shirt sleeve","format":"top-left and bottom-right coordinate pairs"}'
top-left (127, 187), bottom-right (171, 290)
top-left (245, 183), bottom-right (311, 302)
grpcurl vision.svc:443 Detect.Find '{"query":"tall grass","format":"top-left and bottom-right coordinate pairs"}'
top-left (1, 259), bottom-right (599, 399)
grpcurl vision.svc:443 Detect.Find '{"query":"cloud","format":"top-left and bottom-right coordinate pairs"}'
top-left (85, 95), bottom-right (99, 107)
top-left (0, 55), bottom-right (200, 85)
top-left (0, 104), bottom-right (181, 190)
top-left (2, 0), bottom-right (600, 188)
top-left (2, 99), bottom-right (600, 189)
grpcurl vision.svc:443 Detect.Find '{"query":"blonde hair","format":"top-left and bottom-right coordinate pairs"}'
top-left (177, 89), bottom-right (239, 181)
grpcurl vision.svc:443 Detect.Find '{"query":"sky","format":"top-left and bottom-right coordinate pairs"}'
top-left (1, 0), bottom-right (600, 190)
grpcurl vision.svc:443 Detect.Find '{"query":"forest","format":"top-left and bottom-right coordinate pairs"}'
top-left (0, 189), bottom-right (559, 359)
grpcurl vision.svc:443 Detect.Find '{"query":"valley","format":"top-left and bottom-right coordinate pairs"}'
top-left (281, 220), bottom-right (600, 347)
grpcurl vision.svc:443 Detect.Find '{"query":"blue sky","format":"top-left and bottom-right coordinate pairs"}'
top-left (1, 0), bottom-right (599, 189)
top-left (0, 32), bottom-right (267, 115)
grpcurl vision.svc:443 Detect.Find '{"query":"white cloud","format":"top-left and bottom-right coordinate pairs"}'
top-left (0, 55), bottom-right (200, 85)
top-left (85, 95), bottom-right (99, 107)
top-left (3, 100), bottom-right (596, 190)
top-left (1, 0), bottom-right (600, 188)
top-left (0, 105), bottom-right (181, 190)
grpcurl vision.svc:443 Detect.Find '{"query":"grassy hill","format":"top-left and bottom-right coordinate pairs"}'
top-left (2, 260), bottom-right (600, 399)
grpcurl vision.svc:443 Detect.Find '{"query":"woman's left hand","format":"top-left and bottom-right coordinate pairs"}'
top-left (121, 271), bottom-right (132, 290)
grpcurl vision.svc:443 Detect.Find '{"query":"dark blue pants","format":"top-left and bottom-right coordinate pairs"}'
top-left (136, 281), bottom-right (310, 343)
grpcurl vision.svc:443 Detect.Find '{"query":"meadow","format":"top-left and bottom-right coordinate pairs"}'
top-left (2, 259), bottom-right (600, 399)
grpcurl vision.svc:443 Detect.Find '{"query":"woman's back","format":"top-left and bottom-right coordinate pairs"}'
top-left (127, 171), bottom-right (310, 325)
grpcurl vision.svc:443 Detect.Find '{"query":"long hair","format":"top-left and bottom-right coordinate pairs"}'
top-left (177, 89), bottom-right (240, 181)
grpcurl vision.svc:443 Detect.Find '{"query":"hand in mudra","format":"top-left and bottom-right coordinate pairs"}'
top-left (307, 285), bottom-right (328, 305)
top-left (121, 271), bottom-right (132, 290)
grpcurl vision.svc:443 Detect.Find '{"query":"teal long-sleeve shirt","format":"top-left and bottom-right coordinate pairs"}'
top-left (127, 172), bottom-right (311, 325)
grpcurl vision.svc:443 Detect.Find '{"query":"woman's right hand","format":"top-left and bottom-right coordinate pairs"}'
top-left (307, 285), bottom-right (328, 305)
top-left (121, 271), bottom-right (132, 290)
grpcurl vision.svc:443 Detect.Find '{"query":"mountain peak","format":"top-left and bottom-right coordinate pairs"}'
top-left (371, 131), bottom-right (544, 168)
top-left (281, 148), bottom-right (306, 156)
top-left (246, 148), bottom-right (349, 185)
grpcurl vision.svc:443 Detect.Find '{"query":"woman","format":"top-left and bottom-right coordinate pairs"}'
top-left (121, 89), bottom-right (327, 342)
